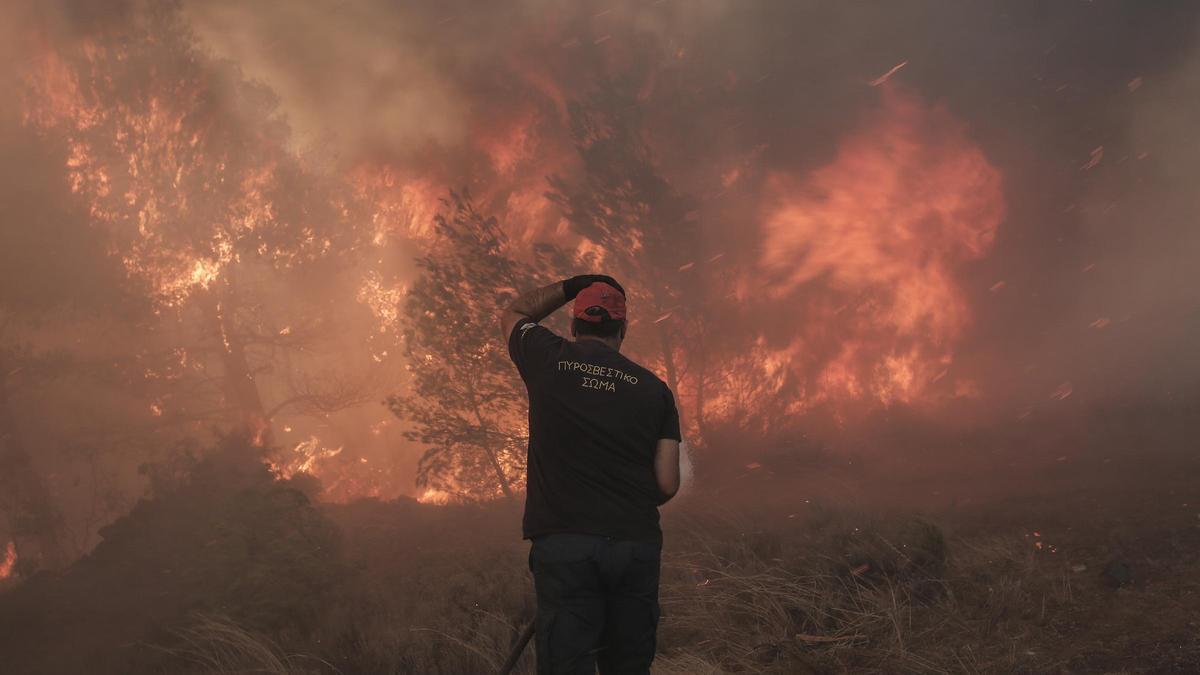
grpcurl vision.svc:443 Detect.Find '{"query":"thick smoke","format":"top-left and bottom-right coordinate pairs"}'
top-left (178, 0), bottom-right (1200, 406)
top-left (2, 0), bottom-right (1199, 535)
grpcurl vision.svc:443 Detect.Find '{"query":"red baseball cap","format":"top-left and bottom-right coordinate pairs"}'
top-left (573, 281), bottom-right (627, 323)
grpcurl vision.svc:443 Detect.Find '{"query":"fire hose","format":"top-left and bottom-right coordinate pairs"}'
top-left (498, 620), bottom-right (535, 675)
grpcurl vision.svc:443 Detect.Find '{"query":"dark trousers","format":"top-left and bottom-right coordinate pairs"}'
top-left (528, 533), bottom-right (662, 674)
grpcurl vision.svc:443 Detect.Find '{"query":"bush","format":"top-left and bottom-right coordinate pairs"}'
top-left (0, 435), bottom-right (347, 674)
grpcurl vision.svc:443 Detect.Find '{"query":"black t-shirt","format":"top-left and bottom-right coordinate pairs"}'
top-left (508, 320), bottom-right (681, 543)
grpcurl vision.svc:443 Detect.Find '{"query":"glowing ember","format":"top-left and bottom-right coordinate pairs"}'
top-left (270, 436), bottom-right (344, 480)
top-left (0, 542), bottom-right (16, 580)
top-left (357, 271), bottom-right (405, 334)
top-left (417, 488), bottom-right (453, 505)
top-left (868, 60), bottom-right (909, 86)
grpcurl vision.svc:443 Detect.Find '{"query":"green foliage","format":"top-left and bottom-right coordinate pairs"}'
top-left (386, 191), bottom-right (534, 501)
top-left (386, 189), bottom-right (595, 501)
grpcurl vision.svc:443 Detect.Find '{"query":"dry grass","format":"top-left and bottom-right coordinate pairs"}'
top-left (652, 509), bottom-right (955, 674)
top-left (305, 491), bottom-right (1200, 674)
top-left (302, 503), bottom-right (1004, 674)
top-left (153, 613), bottom-right (337, 675)
top-left (89, 486), bottom-right (1200, 674)
top-left (8, 435), bottom-right (1199, 674)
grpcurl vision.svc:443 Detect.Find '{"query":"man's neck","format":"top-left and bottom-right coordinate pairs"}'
top-left (575, 335), bottom-right (621, 352)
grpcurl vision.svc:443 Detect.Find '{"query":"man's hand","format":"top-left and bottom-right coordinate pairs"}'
top-left (563, 274), bottom-right (625, 300)
top-left (653, 438), bottom-right (680, 504)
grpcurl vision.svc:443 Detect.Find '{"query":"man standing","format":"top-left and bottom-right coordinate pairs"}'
top-left (500, 274), bottom-right (682, 674)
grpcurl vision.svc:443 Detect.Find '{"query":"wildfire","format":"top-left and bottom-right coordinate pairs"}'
top-left (16, 6), bottom-right (1013, 506)
top-left (0, 542), bottom-right (16, 580)
top-left (754, 86), bottom-right (1004, 410)
top-left (475, 105), bottom-right (541, 176)
top-left (19, 38), bottom-right (322, 312)
top-left (355, 168), bottom-right (442, 244)
top-left (357, 271), bottom-right (405, 335)
top-left (270, 435), bottom-right (344, 480)
top-left (417, 488), bottom-right (453, 505)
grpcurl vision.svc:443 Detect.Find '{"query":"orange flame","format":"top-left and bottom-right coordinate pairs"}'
top-left (22, 42), bottom-right (285, 310)
top-left (753, 86), bottom-right (1004, 412)
top-left (417, 488), bottom-right (453, 505)
top-left (0, 542), bottom-right (17, 580)
top-left (269, 435), bottom-right (344, 481)
top-left (357, 271), bottom-right (406, 335)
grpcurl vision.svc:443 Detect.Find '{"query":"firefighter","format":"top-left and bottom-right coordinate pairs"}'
top-left (500, 274), bottom-right (681, 674)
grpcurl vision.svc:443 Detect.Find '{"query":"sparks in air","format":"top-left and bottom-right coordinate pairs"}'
top-left (869, 61), bottom-right (909, 86)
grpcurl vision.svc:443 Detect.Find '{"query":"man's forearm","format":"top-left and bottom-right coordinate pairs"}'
top-left (508, 281), bottom-right (567, 323)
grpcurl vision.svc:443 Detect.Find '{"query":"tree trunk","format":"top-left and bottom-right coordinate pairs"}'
top-left (641, 275), bottom-right (687, 450)
top-left (647, 282), bottom-right (682, 412)
top-left (640, 269), bottom-right (681, 392)
top-left (472, 406), bottom-right (515, 499)
top-left (482, 443), bottom-right (515, 500)
top-left (693, 332), bottom-right (710, 447)
top-left (199, 285), bottom-right (272, 447)
top-left (654, 322), bottom-right (681, 401)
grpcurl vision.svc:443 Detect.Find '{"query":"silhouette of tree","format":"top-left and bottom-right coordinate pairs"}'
top-left (547, 84), bottom-right (713, 441)
top-left (387, 191), bottom-right (539, 501)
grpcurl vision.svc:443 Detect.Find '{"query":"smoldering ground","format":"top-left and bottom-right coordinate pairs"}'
top-left (1, 1), bottom-right (1200, 673)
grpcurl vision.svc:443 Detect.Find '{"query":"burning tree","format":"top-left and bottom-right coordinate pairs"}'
top-left (548, 84), bottom-right (714, 442)
top-left (20, 4), bottom-right (377, 464)
top-left (387, 191), bottom-right (578, 502)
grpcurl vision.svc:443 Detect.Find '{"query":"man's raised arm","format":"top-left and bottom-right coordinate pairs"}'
top-left (499, 281), bottom-right (567, 342)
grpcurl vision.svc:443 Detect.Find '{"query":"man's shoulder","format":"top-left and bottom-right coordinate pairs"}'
top-left (508, 320), bottom-right (566, 378)
top-left (512, 320), bottom-right (564, 345)
top-left (515, 319), bottom-right (543, 337)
